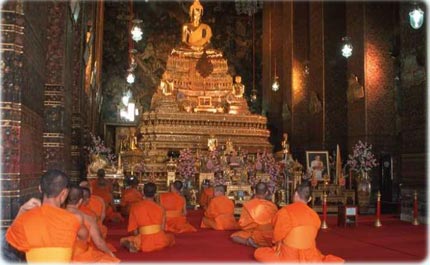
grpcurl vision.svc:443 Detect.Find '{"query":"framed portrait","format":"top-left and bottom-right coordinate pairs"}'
top-left (306, 151), bottom-right (330, 181)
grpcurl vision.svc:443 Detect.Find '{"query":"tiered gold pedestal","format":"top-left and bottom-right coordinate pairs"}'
top-left (139, 111), bottom-right (271, 154)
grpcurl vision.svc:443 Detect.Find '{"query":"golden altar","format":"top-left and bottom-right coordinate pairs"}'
top-left (135, 0), bottom-right (271, 158)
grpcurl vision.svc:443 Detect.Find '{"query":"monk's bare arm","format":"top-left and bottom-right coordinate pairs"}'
top-left (16, 198), bottom-right (41, 218)
top-left (86, 215), bottom-right (115, 257)
top-left (75, 213), bottom-right (89, 241)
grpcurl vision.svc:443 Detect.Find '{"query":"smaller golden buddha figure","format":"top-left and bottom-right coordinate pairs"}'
top-left (225, 138), bottom-right (235, 154)
top-left (208, 135), bottom-right (218, 152)
top-left (160, 73), bottom-right (174, 96)
top-left (281, 133), bottom-right (290, 158)
top-left (232, 76), bottom-right (245, 98)
top-left (182, 0), bottom-right (213, 51)
top-left (226, 76), bottom-right (249, 115)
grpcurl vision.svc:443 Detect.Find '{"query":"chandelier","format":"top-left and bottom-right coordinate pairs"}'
top-left (235, 0), bottom-right (262, 16)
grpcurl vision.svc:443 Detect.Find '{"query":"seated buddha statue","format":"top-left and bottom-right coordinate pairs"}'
top-left (226, 76), bottom-right (249, 115)
top-left (181, 0), bottom-right (212, 52)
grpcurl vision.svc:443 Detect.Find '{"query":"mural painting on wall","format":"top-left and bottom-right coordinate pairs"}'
top-left (101, 1), bottom-right (263, 123)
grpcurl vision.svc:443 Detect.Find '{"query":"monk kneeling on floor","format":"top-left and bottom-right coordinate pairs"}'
top-left (120, 182), bottom-right (175, 252)
top-left (65, 185), bottom-right (119, 262)
top-left (199, 179), bottom-right (214, 210)
top-left (159, 180), bottom-right (197, 233)
top-left (120, 176), bottom-right (142, 216)
top-left (201, 184), bottom-right (239, 230)
top-left (254, 182), bottom-right (344, 263)
top-left (231, 182), bottom-right (278, 247)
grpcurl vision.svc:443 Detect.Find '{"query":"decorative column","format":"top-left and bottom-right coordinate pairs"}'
top-left (43, 2), bottom-right (73, 173)
top-left (1, 1), bottom-right (46, 227)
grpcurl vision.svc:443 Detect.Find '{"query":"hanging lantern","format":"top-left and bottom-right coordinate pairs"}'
top-left (341, 37), bottom-right (353, 58)
top-left (250, 88), bottom-right (258, 102)
top-left (409, 6), bottom-right (424, 29)
top-left (131, 19), bottom-right (143, 42)
top-left (272, 76), bottom-right (280, 92)
top-left (126, 71), bottom-right (135, 84)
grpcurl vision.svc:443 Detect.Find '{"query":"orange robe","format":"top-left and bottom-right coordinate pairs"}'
top-left (120, 187), bottom-right (142, 215)
top-left (6, 205), bottom-right (80, 262)
top-left (199, 187), bottom-right (214, 209)
top-left (82, 199), bottom-right (108, 238)
top-left (201, 195), bottom-right (239, 230)
top-left (91, 179), bottom-right (124, 222)
top-left (120, 200), bottom-right (175, 252)
top-left (72, 215), bottom-right (120, 263)
top-left (231, 198), bottom-right (278, 247)
top-left (254, 202), bottom-right (344, 263)
top-left (79, 204), bottom-right (116, 252)
top-left (159, 192), bottom-right (197, 233)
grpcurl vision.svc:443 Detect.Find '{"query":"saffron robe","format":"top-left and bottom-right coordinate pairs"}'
top-left (72, 212), bottom-right (120, 263)
top-left (254, 202), bottom-right (344, 263)
top-left (231, 198), bottom-right (278, 247)
top-left (120, 200), bottom-right (175, 252)
top-left (199, 187), bottom-right (214, 209)
top-left (79, 204), bottom-right (116, 252)
top-left (201, 196), bottom-right (239, 230)
top-left (91, 179), bottom-right (123, 222)
top-left (159, 192), bottom-right (197, 233)
top-left (6, 204), bottom-right (80, 263)
top-left (120, 187), bottom-right (142, 215)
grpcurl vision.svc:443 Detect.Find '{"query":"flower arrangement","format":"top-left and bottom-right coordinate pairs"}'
top-left (85, 133), bottom-right (116, 165)
top-left (177, 148), bottom-right (197, 181)
top-left (347, 141), bottom-right (378, 178)
top-left (249, 151), bottom-right (281, 194)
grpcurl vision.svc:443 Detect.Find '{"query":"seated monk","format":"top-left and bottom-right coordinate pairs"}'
top-left (80, 181), bottom-right (107, 234)
top-left (6, 170), bottom-right (88, 263)
top-left (120, 176), bottom-right (142, 216)
top-left (90, 169), bottom-right (124, 223)
top-left (200, 184), bottom-right (239, 230)
top-left (120, 182), bottom-right (175, 252)
top-left (80, 186), bottom-right (116, 252)
top-left (231, 182), bottom-right (278, 248)
top-left (254, 182), bottom-right (344, 263)
top-left (158, 180), bottom-right (197, 233)
top-left (199, 179), bottom-right (214, 210)
top-left (65, 185), bottom-right (119, 263)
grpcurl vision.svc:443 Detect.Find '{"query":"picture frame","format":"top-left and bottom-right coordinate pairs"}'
top-left (306, 151), bottom-right (330, 181)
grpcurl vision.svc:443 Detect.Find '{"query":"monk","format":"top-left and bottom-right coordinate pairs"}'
top-left (231, 182), bottom-right (278, 247)
top-left (199, 179), bottom-right (214, 210)
top-left (65, 185), bottom-right (119, 262)
top-left (80, 187), bottom-right (117, 253)
top-left (200, 184), bottom-right (239, 230)
top-left (6, 169), bottom-right (88, 262)
top-left (120, 176), bottom-right (142, 216)
top-left (120, 182), bottom-right (175, 252)
top-left (254, 182), bottom-right (344, 263)
top-left (159, 180), bottom-right (197, 233)
top-left (80, 180), bottom-right (106, 223)
top-left (90, 169), bottom-right (124, 223)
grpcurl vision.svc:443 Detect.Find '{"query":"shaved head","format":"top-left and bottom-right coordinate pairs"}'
top-left (40, 169), bottom-right (69, 198)
top-left (173, 180), bottom-right (183, 191)
top-left (66, 184), bottom-right (83, 205)
top-left (214, 185), bottom-right (225, 194)
top-left (295, 182), bottom-right (311, 201)
top-left (255, 182), bottom-right (268, 196)
top-left (144, 182), bottom-right (157, 198)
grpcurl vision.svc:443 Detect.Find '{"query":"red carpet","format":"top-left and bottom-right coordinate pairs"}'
top-left (105, 210), bottom-right (428, 263)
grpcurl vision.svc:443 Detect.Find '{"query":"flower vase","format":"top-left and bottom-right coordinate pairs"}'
top-left (357, 172), bottom-right (371, 213)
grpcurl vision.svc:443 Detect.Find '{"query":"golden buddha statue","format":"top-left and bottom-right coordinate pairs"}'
top-left (226, 76), bottom-right (249, 115)
top-left (232, 76), bottom-right (245, 98)
top-left (182, 0), bottom-right (213, 51)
